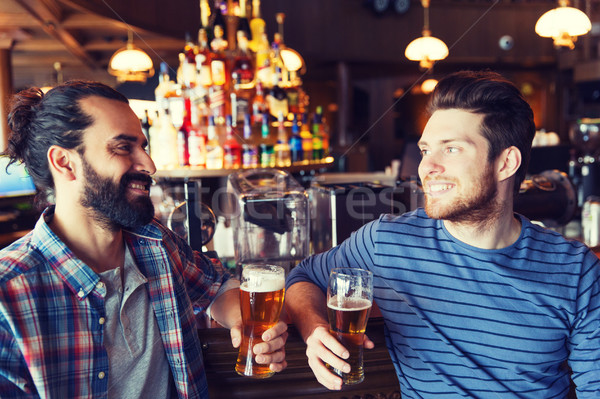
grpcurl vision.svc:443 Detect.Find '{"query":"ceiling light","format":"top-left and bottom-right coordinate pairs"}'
top-left (405, 0), bottom-right (448, 69)
top-left (535, 0), bottom-right (591, 49)
top-left (421, 78), bottom-right (438, 94)
top-left (108, 31), bottom-right (154, 83)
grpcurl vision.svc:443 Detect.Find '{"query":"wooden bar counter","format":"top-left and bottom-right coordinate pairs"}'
top-left (197, 317), bottom-right (401, 399)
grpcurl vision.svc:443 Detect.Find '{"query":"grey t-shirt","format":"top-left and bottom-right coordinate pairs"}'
top-left (99, 245), bottom-right (176, 398)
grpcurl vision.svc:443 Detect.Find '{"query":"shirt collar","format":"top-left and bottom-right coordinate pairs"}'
top-left (30, 206), bottom-right (164, 300)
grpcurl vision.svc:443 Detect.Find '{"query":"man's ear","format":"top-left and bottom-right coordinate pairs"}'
top-left (47, 145), bottom-right (77, 181)
top-left (497, 146), bottom-right (522, 182)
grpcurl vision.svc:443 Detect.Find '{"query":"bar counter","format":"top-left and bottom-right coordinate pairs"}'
top-left (197, 316), bottom-right (400, 399)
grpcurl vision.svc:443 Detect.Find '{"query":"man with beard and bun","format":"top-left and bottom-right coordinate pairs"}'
top-left (285, 71), bottom-right (600, 398)
top-left (0, 81), bottom-right (288, 398)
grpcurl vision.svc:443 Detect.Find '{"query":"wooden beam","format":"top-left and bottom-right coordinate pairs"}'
top-left (14, 0), bottom-right (97, 69)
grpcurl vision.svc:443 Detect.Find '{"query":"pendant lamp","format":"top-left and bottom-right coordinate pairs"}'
top-left (108, 31), bottom-right (154, 83)
top-left (535, 0), bottom-right (591, 49)
top-left (405, 0), bottom-right (448, 69)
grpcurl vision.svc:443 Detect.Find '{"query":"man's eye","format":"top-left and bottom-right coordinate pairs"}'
top-left (419, 149), bottom-right (429, 156)
top-left (115, 145), bottom-right (131, 153)
top-left (446, 147), bottom-right (459, 153)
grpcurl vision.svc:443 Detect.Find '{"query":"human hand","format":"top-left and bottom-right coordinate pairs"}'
top-left (229, 320), bottom-right (289, 373)
top-left (254, 320), bottom-right (289, 373)
top-left (305, 325), bottom-right (374, 390)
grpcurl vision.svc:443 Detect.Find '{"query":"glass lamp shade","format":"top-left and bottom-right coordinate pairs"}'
top-left (108, 43), bottom-right (154, 83)
top-left (405, 31), bottom-right (449, 69)
top-left (280, 48), bottom-right (305, 73)
top-left (535, 6), bottom-right (591, 45)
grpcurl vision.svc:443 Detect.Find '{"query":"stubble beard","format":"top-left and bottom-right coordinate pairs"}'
top-left (424, 164), bottom-right (501, 225)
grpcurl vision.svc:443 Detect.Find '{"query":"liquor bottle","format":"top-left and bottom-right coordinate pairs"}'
top-left (241, 114), bottom-right (258, 168)
top-left (155, 62), bottom-right (175, 116)
top-left (312, 111), bottom-right (324, 161)
top-left (188, 114), bottom-right (207, 168)
top-left (316, 105), bottom-right (330, 157)
top-left (251, 81), bottom-right (268, 126)
top-left (231, 31), bottom-right (254, 87)
top-left (210, 24), bottom-right (228, 87)
top-left (209, 84), bottom-right (227, 126)
top-left (195, 28), bottom-right (213, 88)
top-left (140, 109), bottom-right (151, 155)
top-left (206, 115), bottom-right (224, 169)
top-left (153, 108), bottom-right (179, 169)
top-left (223, 115), bottom-right (242, 168)
top-left (254, 32), bottom-right (272, 87)
top-left (237, 0), bottom-right (252, 40)
top-left (269, 32), bottom-right (285, 80)
top-left (249, 0), bottom-right (265, 50)
top-left (274, 111), bottom-right (291, 167)
top-left (230, 73), bottom-right (252, 127)
top-left (210, 0), bottom-right (227, 40)
top-left (266, 67), bottom-right (288, 118)
top-left (300, 112), bottom-right (314, 162)
top-left (258, 113), bottom-right (275, 168)
top-left (182, 32), bottom-right (197, 89)
top-left (289, 113), bottom-right (303, 164)
top-left (177, 95), bottom-right (194, 166)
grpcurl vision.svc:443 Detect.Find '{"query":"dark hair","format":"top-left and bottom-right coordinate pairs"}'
top-left (427, 70), bottom-right (536, 195)
top-left (5, 80), bottom-right (128, 205)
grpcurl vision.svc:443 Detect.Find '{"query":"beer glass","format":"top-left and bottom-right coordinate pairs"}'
top-left (235, 264), bottom-right (285, 378)
top-left (327, 267), bottom-right (373, 385)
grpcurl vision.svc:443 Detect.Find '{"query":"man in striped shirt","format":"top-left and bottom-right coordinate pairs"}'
top-left (286, 71), bottom-right (600, 398)
top-left (0, 81), bottom-right (288, 398)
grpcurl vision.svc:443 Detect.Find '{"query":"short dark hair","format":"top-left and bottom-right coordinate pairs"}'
top-left (5, 80), bottom-right (128, 205)
top-left (427, 70), bottom-right (536, 195)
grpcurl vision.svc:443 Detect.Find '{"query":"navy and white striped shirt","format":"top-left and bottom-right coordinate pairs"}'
top-left (287, 208), bottom-right (600, 398)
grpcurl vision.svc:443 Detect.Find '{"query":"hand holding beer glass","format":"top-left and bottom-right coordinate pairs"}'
top-left (327, 268), bottom-right (373, 385)
top-left (235, 264), bottom-right (286, 378)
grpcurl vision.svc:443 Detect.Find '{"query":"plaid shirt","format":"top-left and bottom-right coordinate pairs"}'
top-left (0, 207), bottom-right (232, 398)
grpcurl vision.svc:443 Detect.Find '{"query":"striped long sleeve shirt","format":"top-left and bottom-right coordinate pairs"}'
top-left (0, 207), bottom-right (232, 398)
top-left (287, 208), bottom-right (600, 398)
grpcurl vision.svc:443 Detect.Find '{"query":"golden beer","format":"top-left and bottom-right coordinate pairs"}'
top-left (235, 264), bottom-right (285, 378)
top-left (327, 297), bottom-right (372, 384)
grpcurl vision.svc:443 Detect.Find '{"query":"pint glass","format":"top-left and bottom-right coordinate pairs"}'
top-left (327, 268), bottom-right (373, 385)
top-left (235, 264), bottom-right (285, 378)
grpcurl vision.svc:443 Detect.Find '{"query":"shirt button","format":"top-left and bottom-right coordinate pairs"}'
top-left (96, 282), bottom-right (105, 290)
top-left (125, 328), bottom-right (132, 336)
top-left (98, 371), bottom-right (105, 379)
top-left (99, 317), bottom-right (105, 325)
top-left (77, 289), bottom-right (84, 298)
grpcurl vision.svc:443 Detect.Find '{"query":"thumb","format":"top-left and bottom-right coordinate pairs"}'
top-left (230, 324), bottom-right (242, 348)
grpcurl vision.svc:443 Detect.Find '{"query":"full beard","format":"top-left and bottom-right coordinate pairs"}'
top-left (424, 164), bottom-right (501, 225)
top-left (80, 158), bottom-right (155, 231)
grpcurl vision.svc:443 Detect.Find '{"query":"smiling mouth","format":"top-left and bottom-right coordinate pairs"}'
top-left (425, 182), bottom-right (455, 195)
top-left (128, 182), bottom-right (150, 193)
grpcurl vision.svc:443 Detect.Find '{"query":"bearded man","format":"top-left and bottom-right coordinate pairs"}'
top-left (285, 71), bottom-right (600, 398)
top-left (0, 81), bottom-right (287, 398)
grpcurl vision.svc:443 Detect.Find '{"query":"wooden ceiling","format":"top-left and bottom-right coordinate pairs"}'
top-left (2, 0), bottom-right (599, 92)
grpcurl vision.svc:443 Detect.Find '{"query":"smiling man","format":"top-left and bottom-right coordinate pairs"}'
top-left (285, 71), bottom-right (600, 398)
top-left (0, 81), bottom-right (287, 398)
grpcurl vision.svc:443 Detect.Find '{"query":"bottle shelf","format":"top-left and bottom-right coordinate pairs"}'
top-left (154, 157), bottom-right (334, 179)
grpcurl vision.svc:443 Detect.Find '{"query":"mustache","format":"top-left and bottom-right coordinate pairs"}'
top-left (121, 172), bottom-right (154, 187)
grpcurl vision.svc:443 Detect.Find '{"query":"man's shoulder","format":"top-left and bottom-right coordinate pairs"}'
top-left (518, 215), bottom-right (592, 259)
top-left (0, 233), bottom-right (44, 284)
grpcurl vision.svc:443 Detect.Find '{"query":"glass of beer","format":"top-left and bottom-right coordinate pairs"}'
top-left (235, 263), bottom-right (285, 378)
top-left (326, 267), bottom-right (373, 385)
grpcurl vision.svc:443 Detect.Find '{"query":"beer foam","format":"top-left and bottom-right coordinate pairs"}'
top-left (327, 297), bottom-right (372, 311)
top-left (241, 274), bottom-right (285, 293)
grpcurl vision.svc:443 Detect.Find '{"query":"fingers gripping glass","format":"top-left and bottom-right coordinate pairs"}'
top-left (326, 268), bottom-right (373, 385)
